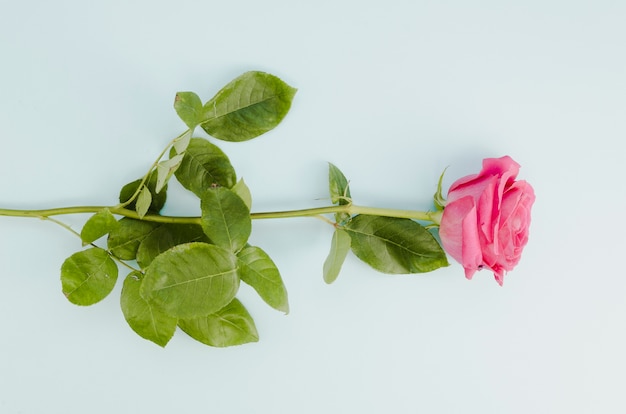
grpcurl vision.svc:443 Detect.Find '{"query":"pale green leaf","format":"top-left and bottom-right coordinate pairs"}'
top-left (136, 185), bottom-right (152, 219)
top-left (328, 162), bottom-right (351, 204)
top-left (237, 246), bottom-right (289, 313)
top-left (323, 228), bottom-right (351, 284)
top-left (200, 71), bottom-right (297, 142)
top-left (61, 248), bottom-right (118, 306)
top-left (136, 223), bottom-right (209, 269)
top-left (120, 271), bottom-right (177, 347)
top-left (328, 162), bottom-right (352, 223)
top-left (344, 215), bottom-right (448, 274)
top-left (155, 153), bottom-right (184, 194)
top-left (200, 187), bottom-right (251, 253)
top-left (433, 167), bottom-right (448, 211)
top-left (172, 128), bottom-right (192, 154)
top-left (80, 208), bottom-right (119, 245)
top-left (174, 92), bottom-right (203, 128)
top-left (172, 137), bottom-right (237, 197)
top-left (232, 178), bottom-right (252, 211)
top-left (140, 243), bottom-right (239, 319)
top-left (178, 298), bottom-right (259, 347)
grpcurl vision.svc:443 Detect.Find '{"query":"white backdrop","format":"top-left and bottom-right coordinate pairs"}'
top-left (1, 1), bottom-right (625, 413)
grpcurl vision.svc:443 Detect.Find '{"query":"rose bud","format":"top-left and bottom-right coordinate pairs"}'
top-left (439, 156), bottom-right (535, 285)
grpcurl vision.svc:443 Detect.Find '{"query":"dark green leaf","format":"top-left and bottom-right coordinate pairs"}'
top-left (172, 137), bottom-right (237, 197)
top-left (140, 243), bottom-right (239, 319)
top-left (344, 215), bottom-right (448, 274)
top-left (174, 91), bottom-right (203, 128)
top-left (61, 248), bottom-right (118, 306)
top-left (323, 228), bottom-right (351, 284)
top-left (178, 299), bottom-right (259, 347)
top-left (136, 224), bottom-right (209, 269)
top-left (200, 71), bottom-right (297, 142)
top-left (80, 209), bottom-right (119, 244)
top-left (237, 246), bottom-right (289, 313)
top-left (200, 187), bottom-right (251, 253)
top-left (107, 218), bottom-right (159, 260)
top-left (120, 271), bottom-right (177, 347)
top-left (119, 171), bottom-right (167, 213)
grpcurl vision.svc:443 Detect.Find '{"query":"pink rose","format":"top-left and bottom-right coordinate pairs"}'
top-left (439, 156), bottom-right (535, 285)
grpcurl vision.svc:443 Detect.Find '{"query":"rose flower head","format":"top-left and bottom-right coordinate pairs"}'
top-left (438, 156), bottom-right (535, 285)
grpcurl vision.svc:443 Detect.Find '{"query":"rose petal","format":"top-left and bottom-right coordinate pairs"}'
top-left (461, 204), bottom-right (484, 279)
top-left (481, 156), bottom-right (520, 184)
top-left (440, 196), bottom-right (483, 279)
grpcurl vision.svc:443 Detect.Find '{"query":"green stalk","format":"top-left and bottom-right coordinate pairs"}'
top-left (0, 206), bottom-right (201, 225)
top-left (0, 204), bottom-right (441, 225)
top-left (250, 205), bottom-right (442, 224)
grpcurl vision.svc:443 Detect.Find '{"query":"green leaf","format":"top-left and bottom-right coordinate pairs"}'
top-left (433, 167), bottom-right (448, 211)
top-left (136, 223), bottom-right (209, 269)
top-left (200, 187), bottom-right (251, 253)
top-left (237, 246), bottom-right (289, 313)
top-left (174, 92), bottom-right (203, 128)
top-left (107, 218), bottom-right (159, 260)
top-left (155, 153), bottom-right (184, 194)
top-left (200, 71), bottom-right (297, 142)
top-left (120, 271), bottom-right (178, 347)
top-left (61, 248), bottom-right (118, 306)
top-left (232, 178), bottom-right (252, 211)
top-left (322, 228), bottom-right (351, 284)
top-left (328, 162), bottom-right (352, 223)
top-left (136, 185), bottom-right (152, 219)
top-left (172, 128), bottom-right (192, 154)
top-left (344, 215), bottom-right (448, 274)
top-left (80, 208), bottom-right (119, 245)
top-left (178, 299), bottom-right (259, 347)
top-left (328, 162), bottom-right (351, 204)
top-left (119, 171), bottom-right (167, 214)
top-left (140, 242), bottom-right (239, 319)
top-left (172, 137), bottom-right (237, 197)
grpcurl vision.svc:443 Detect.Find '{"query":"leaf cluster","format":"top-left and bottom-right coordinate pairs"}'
top-left (322, 164), bottom-right (449, 284)
top-left (55, 70), bottom-right (450, 349)
top-left (60, 71), bottom-right (294, 348)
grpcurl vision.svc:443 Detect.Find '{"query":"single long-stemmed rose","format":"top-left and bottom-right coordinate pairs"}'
top-left (0, 71), bottom-right (535, 348)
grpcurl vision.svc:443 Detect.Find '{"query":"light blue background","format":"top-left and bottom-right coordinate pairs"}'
top-left (1, 1), bottom-right (625, 413)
